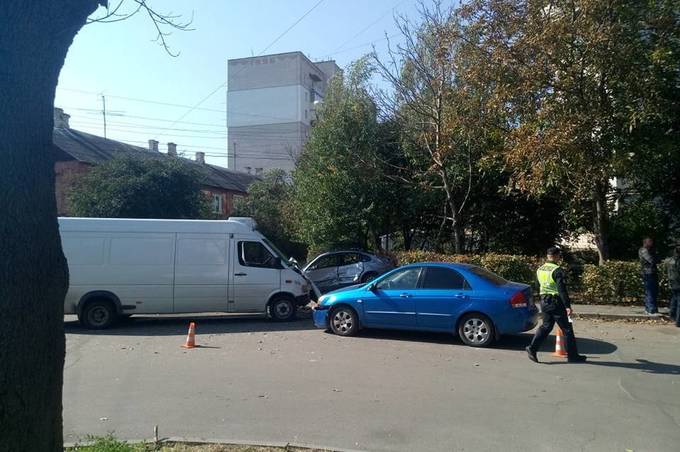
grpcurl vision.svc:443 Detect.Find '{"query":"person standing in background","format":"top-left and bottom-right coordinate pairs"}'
top-left (639, 237), bottom-right (660, 315)
top-left (666, 243), bottom-right (680, 327)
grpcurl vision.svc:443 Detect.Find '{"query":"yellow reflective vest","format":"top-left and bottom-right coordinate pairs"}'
top-left (537, 262), bottom-right (560, 296)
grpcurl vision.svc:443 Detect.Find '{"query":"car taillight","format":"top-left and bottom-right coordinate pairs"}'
top-left (509, 291), bottom-right (527, 308)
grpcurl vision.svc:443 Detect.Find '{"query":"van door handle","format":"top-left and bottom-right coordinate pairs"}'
top-left (399, 293), bottom-right (412, 298)
top-left (235, 273), bottom-right (247, 276)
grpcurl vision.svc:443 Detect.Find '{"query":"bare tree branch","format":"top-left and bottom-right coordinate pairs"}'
top-left (87, 0), bottom-right (193, 56)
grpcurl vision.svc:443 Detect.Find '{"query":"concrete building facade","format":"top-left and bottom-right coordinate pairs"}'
top-left (227, 52), bottom-right (340, 174)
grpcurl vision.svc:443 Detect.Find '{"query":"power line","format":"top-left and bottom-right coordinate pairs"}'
top-left (260, 0), bottom-right (326, 55)
top-left (325, 33), bottom-right (400, 58)
top-left (157, 0), bottom-right (327, 138)
top-left (58, 87), bottom-right (226, 114)
top-left (330, 0), bottom-right (404, 55)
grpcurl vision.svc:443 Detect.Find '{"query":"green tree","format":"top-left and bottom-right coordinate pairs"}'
top-left (374, 1), bottom-right (506, 253)
top-left (461, 0), bottom-right (680, 263)
top-left (232, 169), bottom-right (306, 260)
top-left (70, 156), bottom-right (210, 219)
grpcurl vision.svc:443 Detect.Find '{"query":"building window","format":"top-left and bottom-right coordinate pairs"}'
top-left (305, 92), bottom-right (308, 101)
top-left (255, 168), bottom-right (263, 176)
top-left (305, 110), bottom-right (308, 119)
top-left (212, 194), bottom-right (223, 214)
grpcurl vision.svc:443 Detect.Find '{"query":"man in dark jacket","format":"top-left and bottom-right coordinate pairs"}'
top-left (526, 247), bottom-right (587, 363)
top-left (667, 243), bottom-right (680, 326)
top-left (639, 237), bottom-right (660, 315)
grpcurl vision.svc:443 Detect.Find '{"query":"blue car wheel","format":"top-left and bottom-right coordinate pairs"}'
top-left (330, 306), bottom-right (359, 336)
top-left (458, 313), bottom-right (495, 347)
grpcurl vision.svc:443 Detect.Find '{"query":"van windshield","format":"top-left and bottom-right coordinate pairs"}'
top-left (262, 238), bottom-right (289, 265)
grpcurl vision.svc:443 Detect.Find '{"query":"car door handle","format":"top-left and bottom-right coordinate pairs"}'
top-left (235, 273), bottom-right (247, 277)
top-left (454, 294), bottom-right (468, 299)
top-left (400, 293), bottom-right (412, 298)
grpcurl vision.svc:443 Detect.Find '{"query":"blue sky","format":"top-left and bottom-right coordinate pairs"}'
top-left (55, 0), bottom-right (420, 167)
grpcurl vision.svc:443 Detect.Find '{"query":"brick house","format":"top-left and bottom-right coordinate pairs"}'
top-left (52, 108), bottom-right (256, 218)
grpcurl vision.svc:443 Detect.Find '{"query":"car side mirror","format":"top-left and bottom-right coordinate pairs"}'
top-left (274, 257), bottom-right (283, 268)
top-left (368, 283), bottom-right (378, 291)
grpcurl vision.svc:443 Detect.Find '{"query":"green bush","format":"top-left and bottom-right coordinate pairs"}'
top-left (395, 251), bottom-right (673, 306)
top-left (394, 251), bottom-right (537, 286)
top-left (581, 260), bottom-right (670, 305)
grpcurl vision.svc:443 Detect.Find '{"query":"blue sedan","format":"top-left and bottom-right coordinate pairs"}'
top-left (313, 262), bottom-right (539, 347)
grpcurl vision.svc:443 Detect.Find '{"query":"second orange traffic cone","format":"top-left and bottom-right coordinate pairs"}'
top-left (181, 322), bottom-right (197, 349)
top-left (552, 326), bottom-right (568, 357)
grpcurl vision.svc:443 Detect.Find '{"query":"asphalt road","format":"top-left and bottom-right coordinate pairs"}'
top-left (63, 313), bottom-right (680, 452)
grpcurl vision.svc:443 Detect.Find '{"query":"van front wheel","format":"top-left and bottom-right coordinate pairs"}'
top-left (79, 299), bottom-right (117, 329)
top-left (269, 296), bottom-right (296, 322)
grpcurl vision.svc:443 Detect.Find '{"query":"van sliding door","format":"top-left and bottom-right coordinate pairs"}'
top-left (173, 234), bottom-right (229, 313)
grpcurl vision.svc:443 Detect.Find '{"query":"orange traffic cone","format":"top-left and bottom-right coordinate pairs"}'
top-left (552, 326), bottom-right (568, 357)
top-left (181, 322), bottom-right (197, 349)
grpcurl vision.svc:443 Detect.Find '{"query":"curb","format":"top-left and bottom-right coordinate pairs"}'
top-left (64, 436), bottom-right (365, 452)
top-left (574, 313), bottom-right (673, 322)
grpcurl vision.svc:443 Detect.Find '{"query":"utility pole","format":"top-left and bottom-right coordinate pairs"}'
top-left (101, 94), bottom-right (107, 138)
top-left (232, 141), bottom-right (236, 170)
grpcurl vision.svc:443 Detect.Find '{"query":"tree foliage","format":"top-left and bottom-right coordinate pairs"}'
top-left (292, 60), bottom-right (402, 254)
top-left (232, 169), bottom-right (306, 260)
top-left (460, 0), bottom-right (680, 262)
top-left (70, 156), bottom-right (210, 219)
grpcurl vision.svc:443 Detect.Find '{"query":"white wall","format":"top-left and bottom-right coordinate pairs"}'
top-left (228, 85), bottom-right (305, 127)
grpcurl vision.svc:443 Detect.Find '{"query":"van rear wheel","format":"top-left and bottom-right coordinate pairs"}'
top-left (269, 296), bottom-right (296, 322)
top-left (79, 300), bottom-right (117, 329)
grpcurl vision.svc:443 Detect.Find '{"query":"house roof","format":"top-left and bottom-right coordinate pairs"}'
top-left (53, 127), bottom-right (256, 194)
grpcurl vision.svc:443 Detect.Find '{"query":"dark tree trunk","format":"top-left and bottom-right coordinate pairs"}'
top-left (0, 2), bottom-right (102, 451)
top-left (593, 182), bottom-right (610, 265)
top-left (402, 226), bottom-right (413, 251)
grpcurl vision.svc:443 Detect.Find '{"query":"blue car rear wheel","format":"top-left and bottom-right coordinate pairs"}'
top-left (458, 313), bottom-right (495, 347)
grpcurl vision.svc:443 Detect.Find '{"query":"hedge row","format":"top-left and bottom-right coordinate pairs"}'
top-left (395, 251), bottom-right (539, 287)
top-left (581, 261), bottom-right (671, 304)
top-left (394, 251), bottom-right (671, 305)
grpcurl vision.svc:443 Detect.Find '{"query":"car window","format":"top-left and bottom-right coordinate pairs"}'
top-left (311, 254), bottom-right (338, 270)
top-left (421, 267), bottom-right (468, 290)
top-left (360, 253), bottom-right (372, 262)
top-left (467, 266), bottom-right (507, 286)
top-left (239, 241), bottom-right (278, 268)
top-left (375, 267), bottom-right (422, 290)
top-left (340, 253), bottom-right (362, 266)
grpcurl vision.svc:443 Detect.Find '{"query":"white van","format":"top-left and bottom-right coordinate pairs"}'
top-left (59, 217), bottom-right (317, 329)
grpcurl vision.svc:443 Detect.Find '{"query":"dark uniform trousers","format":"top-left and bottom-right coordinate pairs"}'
top-left (528, 295), bottom-right (579, 358)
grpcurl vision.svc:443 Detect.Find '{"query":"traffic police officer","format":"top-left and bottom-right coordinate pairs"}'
top-left (526, 247), bottom-right (587, 363)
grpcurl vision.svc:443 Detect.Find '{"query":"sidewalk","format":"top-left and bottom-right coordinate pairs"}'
top-left (571, 304), bottom-right (675, 322)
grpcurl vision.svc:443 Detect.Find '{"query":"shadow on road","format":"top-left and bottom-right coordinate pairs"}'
top-left (550, 358), bottom-right (680, 375)
top-left (496, 333), bottom-right (619, 355)
top-left (351, 329), bottom-right (618, 355)
top-left (64, 309), bottom-right (317, 337)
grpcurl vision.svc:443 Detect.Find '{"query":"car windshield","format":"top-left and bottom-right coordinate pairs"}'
top-left (467, 265), bottom-right (508, 286)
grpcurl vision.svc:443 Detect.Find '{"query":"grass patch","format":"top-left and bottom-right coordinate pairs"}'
top-left (67, 435), bottom-right (333, 452)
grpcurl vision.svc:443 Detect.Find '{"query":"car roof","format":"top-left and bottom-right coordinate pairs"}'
top-left (401, 262), bottom-right (474, 270)
top-left (316, 250), bottom-right (371, 258)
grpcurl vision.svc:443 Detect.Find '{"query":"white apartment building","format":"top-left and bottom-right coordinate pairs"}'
top-left (227, 51), bottom-right (340, 174)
